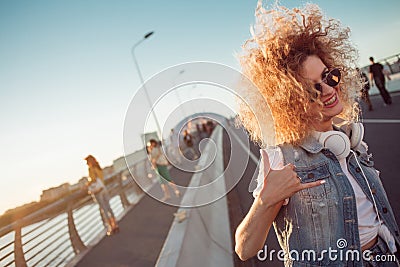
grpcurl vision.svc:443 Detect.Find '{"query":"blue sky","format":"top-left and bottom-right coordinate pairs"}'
top-left (1, 0), bottom-right (399, 214)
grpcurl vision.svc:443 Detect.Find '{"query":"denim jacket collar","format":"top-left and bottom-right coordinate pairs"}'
top-left (300, 124), bottom-right (345, 154)
top-left (299, 135), bottom-right (324, 154)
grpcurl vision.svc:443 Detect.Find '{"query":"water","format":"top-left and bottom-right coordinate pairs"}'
top-left (0, 192), bottom-right (134, 267)
top-left (0, 231), bottom-right (15, 266)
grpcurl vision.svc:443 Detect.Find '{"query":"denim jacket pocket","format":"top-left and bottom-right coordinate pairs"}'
top-left (296, 162), bottom-right (331, 199)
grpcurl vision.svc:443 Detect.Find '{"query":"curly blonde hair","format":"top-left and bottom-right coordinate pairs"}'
top-left (237, 2), bottom-right (362, 146)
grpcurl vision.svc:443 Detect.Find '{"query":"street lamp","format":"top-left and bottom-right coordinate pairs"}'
top-left (174, 69), bottom-right (188, 119)
top-left (131, 31), bottom-right (163, 139)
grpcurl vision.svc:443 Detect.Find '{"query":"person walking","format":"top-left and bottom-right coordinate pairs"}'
top-left (383, 65), bottom-right (392, 81)
top-left (183, 129), bottom-right (199, 160)
top-left (369, 57), bottom-right (392, 105)
top-left (235, 3), bottom-right (399, 266)
top-left (357, 68), bottom-right (373, 111)
top-left (85, 155), bottom-right (119, 236)
top-left (148, 139), bottom-right (180, 201)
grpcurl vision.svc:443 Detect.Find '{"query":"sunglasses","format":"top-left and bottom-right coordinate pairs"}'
top-left (314, 68), bottom-right (341, 92)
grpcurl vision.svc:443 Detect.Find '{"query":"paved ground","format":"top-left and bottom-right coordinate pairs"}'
top-left (75, 167), bottom-right (192, 267)
top-left (74, 91), bottom-right (400, 267)
top-left (359, 92), bottom-right (400, 216)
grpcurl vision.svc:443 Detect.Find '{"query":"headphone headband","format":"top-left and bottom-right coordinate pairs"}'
top-left (316, 122), bottom-right (364, 160)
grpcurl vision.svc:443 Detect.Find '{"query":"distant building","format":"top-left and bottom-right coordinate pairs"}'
top-left (113, 149), bottom-right (147, 173)
top-left (141, 131), bottom-right (159, 146)
top-left (102, 165), bottom-right (114, 179)
top-left (78, 177), bottom-right (88, 184)
top-left (40, 183), bottom-right (70, 202)
top-left (69, 177), bottom-right (87, 192)
top-left (3, 201), bottom-right (38, 215)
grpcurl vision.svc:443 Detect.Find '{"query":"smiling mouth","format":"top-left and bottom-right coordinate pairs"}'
top-left (323, 93), bottom-right (337, 106)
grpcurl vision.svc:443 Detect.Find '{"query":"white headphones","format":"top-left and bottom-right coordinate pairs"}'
top-left (317, 122), bottom-right (393, 250)
top-left (316, 122), bottom-right (364, 160)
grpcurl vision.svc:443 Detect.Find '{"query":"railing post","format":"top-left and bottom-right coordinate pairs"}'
top-left (14, 224), bottom-right (27, 267)
top-left (132, 163), bottom-right (137, 177)
top-left (118, 173), bottom-right (130, 209)
top-left (67, 203), bottom-right (87, 254)
top-left (385, 60), bottom-right (394, 74)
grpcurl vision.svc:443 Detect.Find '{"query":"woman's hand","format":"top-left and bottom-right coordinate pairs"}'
top-left (258, 151), bottom-right (325, 208)
top-left (235, 150), bottom-right (326, 261)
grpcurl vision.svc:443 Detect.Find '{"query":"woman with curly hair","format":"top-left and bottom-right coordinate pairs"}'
top-left (235, 2), bottom-right (399, 266)
top-left (148, 139), bottom-right (180, 201)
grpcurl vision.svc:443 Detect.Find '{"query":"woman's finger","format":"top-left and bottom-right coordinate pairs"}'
top-left (299, 179), bottom-right (326, 190)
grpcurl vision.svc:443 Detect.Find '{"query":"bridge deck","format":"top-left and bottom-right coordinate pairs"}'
top-left (74, 92), bottom-right (400, 267)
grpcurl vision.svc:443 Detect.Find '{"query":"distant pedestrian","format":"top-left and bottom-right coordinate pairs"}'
top-left (369, 57), bottom-right (392, 105)
top-left (356, 68), bottom-right (373, 111)
top-left (206, 120), bottom-right (215, 135)
top-left (383, 64), bottom-right (392, 81)
top-left (194, 123), bottom-right (203, 141)
top-left (148, 139), bottom-right (180, 201)
top-left (196, 122), bottom-right (206, 140)
top-left (202, 123), bottom-right (209, 138)
top-left (183, 129), bottom-right (198, 159)
top-left (85, 155), bottom-right (119, 236)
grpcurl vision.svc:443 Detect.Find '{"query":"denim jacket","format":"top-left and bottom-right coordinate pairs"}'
top-left (273, 136), bottom-right (399, 266)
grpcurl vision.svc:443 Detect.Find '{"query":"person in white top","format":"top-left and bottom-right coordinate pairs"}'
top-left (234, 2), bottom-right (399, 266)
top-left (148, 139), bottom-right (180, 201)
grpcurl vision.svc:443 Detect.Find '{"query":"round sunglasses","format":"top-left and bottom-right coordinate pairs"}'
top-left (314, 68), bottom-right (341, 92)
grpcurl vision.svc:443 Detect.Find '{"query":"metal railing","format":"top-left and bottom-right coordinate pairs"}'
top-left (0, 156), bottom-right (155, 267)
top-left (361, 53), bottom-right (400, 74)
top-left (156, 125), bottom-right (234, 267)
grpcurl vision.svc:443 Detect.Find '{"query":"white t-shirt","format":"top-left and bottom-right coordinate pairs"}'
top-left (253, 147), bottom-right (284, 198)
top-left (150, 146), bottom-right (169, 166)
top-left (253, 139), bottom-right (396, 251)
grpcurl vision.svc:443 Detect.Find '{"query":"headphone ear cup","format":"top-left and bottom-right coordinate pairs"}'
top-left (318, 131), bottom-right (351, 160)
top-left (349, 123), bottom-right (364, 149)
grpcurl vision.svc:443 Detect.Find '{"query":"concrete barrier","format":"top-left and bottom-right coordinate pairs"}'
top-left (155, 125), bottom-right (234, 267)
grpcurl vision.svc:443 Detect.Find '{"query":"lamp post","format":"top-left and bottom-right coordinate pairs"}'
top-left (131, 31), bottom-right (162, 139)
top-left (174, 69), bottom-right (188, 119)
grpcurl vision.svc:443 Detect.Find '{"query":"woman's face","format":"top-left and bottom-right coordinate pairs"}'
top-left (150, 141), bottom-right (157, 148)
top-left (301, 55), bottom-right (344, 130)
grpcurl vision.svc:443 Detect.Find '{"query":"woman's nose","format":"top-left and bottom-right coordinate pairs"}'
top-left (320, 81), bottom-right (334, 95)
